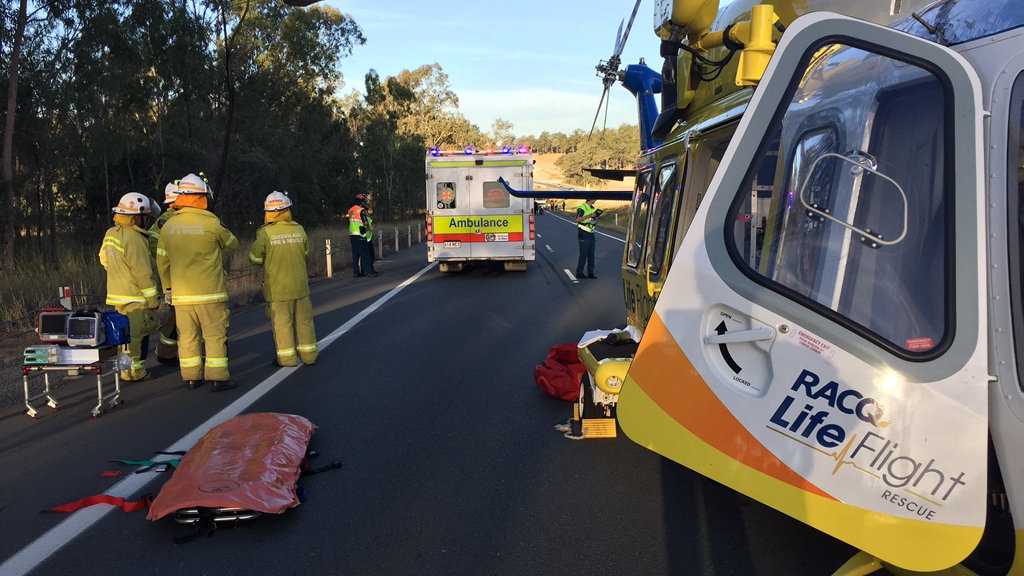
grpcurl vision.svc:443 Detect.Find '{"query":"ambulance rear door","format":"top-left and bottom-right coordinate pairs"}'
top-left (618, 13), bottom-right (988, 572)
top-left (430, 165), bottom-right (472, 260)
top-left (469, 161), bottom-right (529, 259)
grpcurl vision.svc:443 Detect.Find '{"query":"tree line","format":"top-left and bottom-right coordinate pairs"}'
top-left (0, 0), bottom-right (641, 272)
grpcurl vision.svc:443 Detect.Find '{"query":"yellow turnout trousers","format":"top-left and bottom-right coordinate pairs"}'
top-left (176, 302), bottom-right (230, 381)
top-left (269, 296), bottom-right (318, 366)
top-left (156, 304), bottom-right (178, 363)
top-left (117, 305), bottom-right (157, 381)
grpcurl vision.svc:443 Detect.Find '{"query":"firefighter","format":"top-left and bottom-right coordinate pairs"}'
top-left (148, 180), bottom-right (180, 365)
top-left (99, 193), bottom-right (160, 382)
top-left (249, 191), bottom-right (318, 367)
top-left (156, 173), bottom-right (239, 391)
top-left (347, 193), bottom-right (373, 277)
top-left (575, 199), bottom-right (601, 279)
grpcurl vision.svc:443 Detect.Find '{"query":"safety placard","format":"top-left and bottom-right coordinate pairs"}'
top-left (433, 215), bottom-right (523, 243)
top-left (582, 418), bottom-right (617, 438)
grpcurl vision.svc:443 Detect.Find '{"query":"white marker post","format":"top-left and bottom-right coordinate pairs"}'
top-left (325, 239), bottom-right (333, 279)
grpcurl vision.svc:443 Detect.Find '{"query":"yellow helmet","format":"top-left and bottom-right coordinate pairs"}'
top-left (264, 191), bottom-right (292, 212)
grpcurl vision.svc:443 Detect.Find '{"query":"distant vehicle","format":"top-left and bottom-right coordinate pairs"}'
top-left (533, 200), bottom-right (545, 215)
top-left (424, 149), bottom-right (536, 272)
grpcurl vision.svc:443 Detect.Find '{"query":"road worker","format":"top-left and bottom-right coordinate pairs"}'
top-left (249, 191), bottom-right (318, 367)
top-left (148, 180), bottom-right (180, 365)
top-left (99, 193), bottom-right (160, 382)
top-left (347, 193), bottom-right (373, 277)
top-left (575, 199), bottom-right (601, 279)
top-left (156, 173), bottom-right (238, 391)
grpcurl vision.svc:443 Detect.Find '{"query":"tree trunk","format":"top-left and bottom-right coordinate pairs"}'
top-left (1, 0), bottom-right (29, 268)
top-left (212, 0), bottom-right (238, 200)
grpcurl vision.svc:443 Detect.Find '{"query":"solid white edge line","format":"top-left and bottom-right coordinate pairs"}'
top-left (564, 269), bottom-right (579, 283)
top-left (548, 211), bottom-right (626, 244)
top-left (0, 261), bottom-right (438, 576)
top-left (544, 244), bottom-right (553, 253)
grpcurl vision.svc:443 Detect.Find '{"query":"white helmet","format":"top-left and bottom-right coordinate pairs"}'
top-left (177, 173), bottom-right (212, 197)
top-left (264, 191), bottom-right (292, 212)
top-left (112, 193), bottom-right (151, 215)
top-left (163, 181), bottom-right (179, 204)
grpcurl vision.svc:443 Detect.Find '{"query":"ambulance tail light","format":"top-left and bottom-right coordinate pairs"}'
top-left (529, 214), bottom-right (535, 240)
top-left (426, 214), bottom-right (433, 243)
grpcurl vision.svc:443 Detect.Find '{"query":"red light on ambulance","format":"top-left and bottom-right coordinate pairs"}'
top-left (426, 214), bottom-right (433, 243)
top-left (529, 214), bottom-right (535, 240)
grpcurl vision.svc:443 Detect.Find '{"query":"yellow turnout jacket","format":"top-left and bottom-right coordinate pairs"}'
top-left (100, 224), bottom-right (159, 307)
top-left (156, 207), bottom-right (238, 305)
top-left (248, 220), bottom-right (310, 302)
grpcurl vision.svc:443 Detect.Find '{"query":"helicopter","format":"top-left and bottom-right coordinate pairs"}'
top-left (501, 0), bottom-right (1024, 574)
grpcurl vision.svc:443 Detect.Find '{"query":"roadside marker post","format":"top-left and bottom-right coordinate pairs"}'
top-left (394, 228), bottom-right (399, 252)
top-left (325, 239), bottom-right (333, 279)
top-left (407, 225), bottom-right (411, 248)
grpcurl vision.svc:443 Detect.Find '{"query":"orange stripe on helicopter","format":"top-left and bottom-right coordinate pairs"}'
top-left (630, 313), bottom-right (834, 500)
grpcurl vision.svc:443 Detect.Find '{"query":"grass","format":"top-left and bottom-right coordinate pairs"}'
top-left (0, 219), bottom-right (427, 336)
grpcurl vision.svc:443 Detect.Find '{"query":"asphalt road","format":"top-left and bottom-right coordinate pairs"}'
top-left (0, 213), bottom-right (855, 575)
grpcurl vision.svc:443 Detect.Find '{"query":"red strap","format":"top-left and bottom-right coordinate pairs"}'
top-left (45, 494), bottom-right (151, 514)
top-left (100, 470), bottom-right (124, 478)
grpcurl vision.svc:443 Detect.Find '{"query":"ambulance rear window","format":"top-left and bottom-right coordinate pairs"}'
top-left (436, 182), bottom-right (456, 209)
top-left (483, 181), bottom-right (510, 209)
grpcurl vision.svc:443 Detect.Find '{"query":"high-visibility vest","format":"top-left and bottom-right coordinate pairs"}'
top-left (99, 224), bottom-right (159, 307)
top-left (348, 205), bottom-right (365, 237)
top-left (248, 220), bottom-right (310, 302)
top-left (578, 203), bottom-right (598, 233)
top-left (365, 213), bottom-right (374, 242)
top-left (156, 207), bottom-right (238, 306)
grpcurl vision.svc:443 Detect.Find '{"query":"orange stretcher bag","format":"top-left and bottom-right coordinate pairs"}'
top-left (147, 413), bottom-right (315, 521)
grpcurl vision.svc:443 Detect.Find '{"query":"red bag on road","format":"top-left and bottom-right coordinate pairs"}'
top-left (534, 344), bottom-right (585, 402)
top-left (147, 413), bottom-right (315, 521)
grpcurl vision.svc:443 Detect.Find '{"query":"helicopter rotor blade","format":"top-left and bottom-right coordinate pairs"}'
top-left (589, 84), bottom-right (611, 139)
top-left (613, 19), bottom-right (624, 56)
top-left (614, 0), bottom-right (643, 58)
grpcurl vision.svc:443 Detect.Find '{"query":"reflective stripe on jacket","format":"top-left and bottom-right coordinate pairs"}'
top-left (577, 203), bottom-right (598, 233)
top-left (348, 205), bottom-right (364, 237)
top-left (100, 225), bottom-right (158, 306)
top-left (156, 207), bottom-right (238, 305)
top-left (248, 220), bottom-right (310, 302)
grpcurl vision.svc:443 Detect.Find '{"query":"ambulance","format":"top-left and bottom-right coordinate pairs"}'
top-left (425, 147), bottom-right (536, 272)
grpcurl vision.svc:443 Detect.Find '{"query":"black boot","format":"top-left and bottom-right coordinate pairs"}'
top-left (185, 380), bottom-right (203, 390)
top-left (211, 381), bottom-right (237, 392)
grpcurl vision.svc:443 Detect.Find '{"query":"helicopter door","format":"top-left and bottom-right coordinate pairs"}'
top-left (618, 13), bottom-right (988, 573)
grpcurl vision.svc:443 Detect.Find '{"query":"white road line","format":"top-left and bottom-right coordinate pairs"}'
top-left (548, 211), bottom-right (626, 244)
top-left (564, 269), bottom-right (579, 284)
top-left (544, 244), bottom-right (554, 253)
top-left (536, 233), bottom-right (542, 239)
top-left (0, 261), bottom-right (438, 576)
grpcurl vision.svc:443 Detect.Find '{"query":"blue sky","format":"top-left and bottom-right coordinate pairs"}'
top-left (324, 0), bottom-right (666, 136)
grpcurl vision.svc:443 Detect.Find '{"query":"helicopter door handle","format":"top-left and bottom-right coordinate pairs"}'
top-left (703, 326), bottom-right (774, 345)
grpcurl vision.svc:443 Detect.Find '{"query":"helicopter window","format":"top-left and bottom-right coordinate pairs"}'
top-left (482, 181), bottom-right (510, 209)
top-left (648, 162), bottom-right (680, 281)
top-left (626, 170), bottom-right (653, 268)
top-left (436, 182), bottom-right (457, 210)
top-left (1008, 72), bottom-right (1024, 392)
top-left (726, 43), bottom-right (952, 358)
